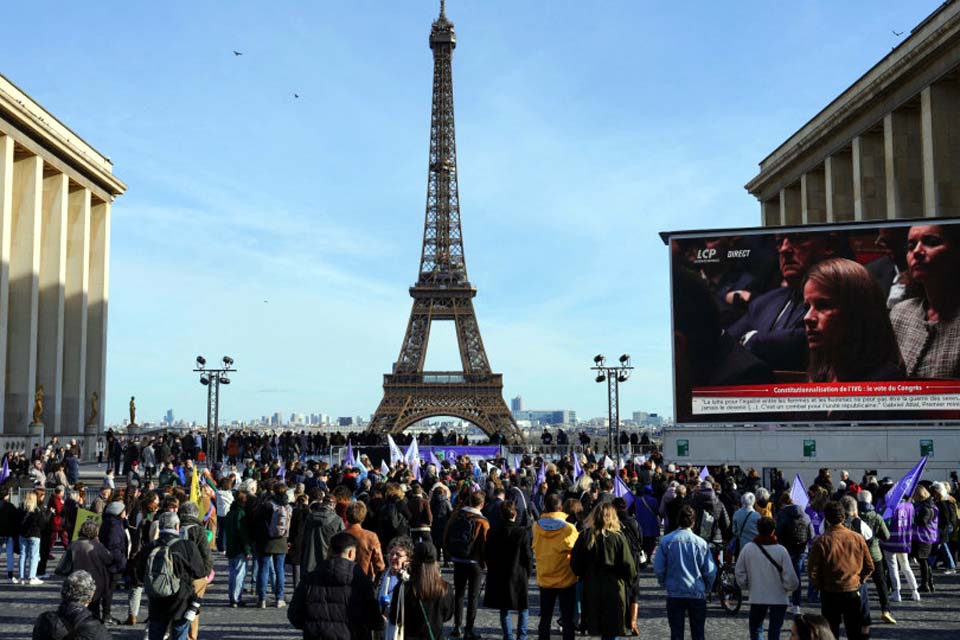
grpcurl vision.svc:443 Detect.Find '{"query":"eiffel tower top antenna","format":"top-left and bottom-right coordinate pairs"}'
top-left (421, 0), bottom-right (463, 288)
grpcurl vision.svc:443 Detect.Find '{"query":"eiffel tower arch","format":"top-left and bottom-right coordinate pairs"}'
top-left (368, 3), bottom-right (524, 444)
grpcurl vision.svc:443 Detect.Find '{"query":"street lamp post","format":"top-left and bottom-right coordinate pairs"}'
top-left (193, 355), bottom-right (235, 464)
top-left (591, 354), bottom-right (632, 469)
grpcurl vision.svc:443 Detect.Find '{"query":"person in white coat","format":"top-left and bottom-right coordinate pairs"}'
top-left (735, 516), bottom-right (800, 640)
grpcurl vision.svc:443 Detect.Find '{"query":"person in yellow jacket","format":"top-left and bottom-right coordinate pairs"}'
top-left (532, 493), bottom-right (579, 640)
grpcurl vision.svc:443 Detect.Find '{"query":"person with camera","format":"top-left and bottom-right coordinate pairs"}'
top-left (139, 512), bottom-right (207, 640)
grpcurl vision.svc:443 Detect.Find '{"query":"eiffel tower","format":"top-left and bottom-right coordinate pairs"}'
top-left (368, 2), bottom-right (523, 444)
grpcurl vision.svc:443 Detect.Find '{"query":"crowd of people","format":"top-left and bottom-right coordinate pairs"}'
top-left (2, 431), bottom-right (959, 640)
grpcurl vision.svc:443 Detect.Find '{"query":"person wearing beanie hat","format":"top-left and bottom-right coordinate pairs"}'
top-left (139, 510), bottom-right (207, 640)
top-left (96, 501), bottom-right (127, 625)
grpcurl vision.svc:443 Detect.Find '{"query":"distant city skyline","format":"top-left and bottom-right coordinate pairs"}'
top-left (0, 1), bottom-right (938, 426)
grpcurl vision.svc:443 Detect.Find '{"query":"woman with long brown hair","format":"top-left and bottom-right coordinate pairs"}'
top-left (570, 503), bottom-right (636, 640)
top-left (389, 541), bottom-right (454, 640)
top-left (803, 257), bottom-right (904, 382)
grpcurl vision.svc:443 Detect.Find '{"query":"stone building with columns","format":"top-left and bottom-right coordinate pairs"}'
top-left (0, 73), bottom-right (125, 456)
top-left (746, 1), bottom-right (960, 224)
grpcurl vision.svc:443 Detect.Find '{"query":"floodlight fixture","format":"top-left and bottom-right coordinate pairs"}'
top-left (196, 356), bottom-right (206, 367)
top-left (593, 354), bottom-right (605, 365)
top-left (222, 356), bottom-right (234, 366)
top-left (200, 375), bottom-right (209, 385)
top-left (619, 354), bottom-right (630, 365)
top-left (219, 376), bottom-right (230, 385)
top-left (595, 373), bottom-right (606, 384)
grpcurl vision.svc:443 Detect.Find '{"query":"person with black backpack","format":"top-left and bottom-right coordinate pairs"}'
top-left (689, 480), bottom-right (730, 552)
top-left (443, 490), bottom-right (489, 640)
top-left (139, 512), bottom-right (207, 640)
top-left (32, 570), bottom-right (111, 640)
top-left (257, 483), bottom-right (293, 609)
top-left (774, 492), bottom-right (814, 616)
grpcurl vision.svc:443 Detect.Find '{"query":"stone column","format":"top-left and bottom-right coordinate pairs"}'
top-left (825, 150), bottom-right (854, 222)
top-left (852, 130), bottom-right (887, 220)
top-left (0, 136), bottom-right (12, 434)
top-left (921, 81), bottom-right (960, 217)
top-left (62, 187), bottom-right (90, 435)
top-left (38, 172), bottom-right (68, 435)
top-left (84, 199), bottom-right (110, 444)
top-left (801, 167), bottom-right (826, 224)
top-left (884, 109), bottom-right (923, 218)
top-left (4, 152), bottom-right (42, 435)
top-left (762, 197), bottom-right (781, 226)
top-left (780, 184), bottom-right (802, 226)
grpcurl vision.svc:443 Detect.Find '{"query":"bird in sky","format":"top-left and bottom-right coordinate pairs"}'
top-left (233, 50), bottom-right (243, 56)
top-left (294, 93), bottom-right (300, 99)
top-left (892, 30), bottom-right (904, 36)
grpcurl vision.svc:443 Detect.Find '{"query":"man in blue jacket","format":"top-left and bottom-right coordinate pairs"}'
top-left (654, 505), bottom-right (717, 640)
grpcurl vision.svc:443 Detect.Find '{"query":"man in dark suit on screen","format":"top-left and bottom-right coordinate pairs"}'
top-left (727, 232), bottom-right (839, 372)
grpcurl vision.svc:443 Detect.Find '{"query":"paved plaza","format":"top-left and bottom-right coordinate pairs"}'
top-left (1, 544), bottom-right (958, 640)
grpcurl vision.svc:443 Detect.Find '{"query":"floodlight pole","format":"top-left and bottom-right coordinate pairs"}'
top-left (193, 359), bottom-right (236, 465)
top-left (591, 355), bottom-right (633, 469)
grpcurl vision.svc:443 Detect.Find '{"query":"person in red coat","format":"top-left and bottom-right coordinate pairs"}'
top-left (50, 487), bottom-right (69, 551)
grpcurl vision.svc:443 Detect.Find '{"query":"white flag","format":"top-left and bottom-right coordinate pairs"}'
top-left (387, 435), bottom-right (404, 465)
top-left (603, 455), bottom-right (615, 471)
top-left (405, 437), bottom-right (420, 465)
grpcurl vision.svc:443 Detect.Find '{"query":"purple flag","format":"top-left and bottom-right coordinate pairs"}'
top-left (428, 450), bottom-right (442, 469)
top-left (345, 442), bottom-right (356, 468)
top-left (614, 475), bottom-right (635, 510)
top-left (882, 456), bottom-right (929, 519)
top-left (277, 464), bottom-right (286, 480)
top-left (698, 466), bottom-right (709, 482)
top-left (513, 454), bottom-right (522, 473)
top-left (0, 456), bottom-right (8, 485)
top-left (572, 454), bottom-right (583, 480)
top-left (789, 473), bottom-right (809, 511)
top-left (537, 461), bottom-right (546, 485)
top-left (380, 459), bottom-right (390, 476)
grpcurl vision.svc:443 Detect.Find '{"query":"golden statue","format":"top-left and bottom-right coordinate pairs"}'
top-left (32, 385), bottom-right (44, 424)
top-left (86, 391), bottom-right (99, 427)
top-left (129, 396), bottom-right (136, 425)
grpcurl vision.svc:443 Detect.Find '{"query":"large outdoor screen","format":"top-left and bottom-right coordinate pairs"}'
top-left (667, 218), bottom-right (960, 424)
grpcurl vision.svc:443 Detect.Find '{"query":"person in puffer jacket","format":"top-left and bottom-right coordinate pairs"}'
top-left (532, 493), bottom-right (579, 640)
top-left (287, 532), bottom-right (383, 640)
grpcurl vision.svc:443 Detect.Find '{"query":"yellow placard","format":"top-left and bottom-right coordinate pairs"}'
top-left (71, 508), bottom-right (102, 541)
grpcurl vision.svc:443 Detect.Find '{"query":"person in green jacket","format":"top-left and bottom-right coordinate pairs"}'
top-left (225, 490), bottom-right (252, 607)
top-left (570, 502), bottom-right (637, 640)
top-left (856, 491), bottom-right (896, 625)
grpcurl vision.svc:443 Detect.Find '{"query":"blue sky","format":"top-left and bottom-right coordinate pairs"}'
top-left (1, 1), bottom-right (943, 425)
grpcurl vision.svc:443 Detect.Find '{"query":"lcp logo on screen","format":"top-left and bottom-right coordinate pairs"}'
top-left (694, 248), bottom-right (719, 264)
